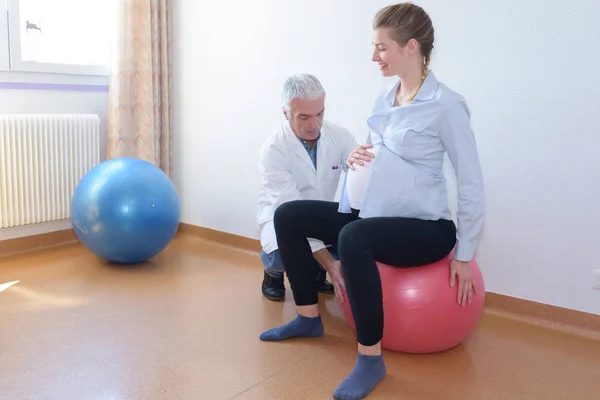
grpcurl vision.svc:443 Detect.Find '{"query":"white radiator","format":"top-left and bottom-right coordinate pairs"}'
top-left (0, 114), bottom-right (102, 229)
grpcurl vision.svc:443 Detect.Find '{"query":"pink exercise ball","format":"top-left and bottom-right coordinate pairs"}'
top-left (339, 253), bottom-right (485, 354)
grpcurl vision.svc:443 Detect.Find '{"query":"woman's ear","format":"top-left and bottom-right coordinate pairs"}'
top-left (406, 38), bottom-right (419, 55)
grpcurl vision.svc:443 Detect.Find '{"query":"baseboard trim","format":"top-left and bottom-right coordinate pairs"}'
top-left (484, 293), bottom-right (599, 340)
top-left (0, 229), bottom-right (79, 258)
top-left (178, 223), bottom-right (262, 253)
top-left (178, 223), bottom-right (599, 340)
top-left (3, 223), bottom-right (598, 340)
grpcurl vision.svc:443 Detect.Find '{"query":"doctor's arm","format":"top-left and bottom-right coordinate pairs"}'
top-left (346, 132), bottom-right (375, 171)
top-left (258, 145), bottom-right (327, 253)
top-left (259, 145), bottom-right (302, 210)
top-left (344, 129), bottom-right (360, 160)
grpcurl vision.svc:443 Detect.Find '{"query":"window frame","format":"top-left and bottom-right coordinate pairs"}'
top-left (6, 0), bottom-right (109, 77)
top-left (0, 1), bottom-right (9, 72)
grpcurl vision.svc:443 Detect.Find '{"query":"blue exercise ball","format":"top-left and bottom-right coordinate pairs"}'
top-left (71, 157), bottom-right (180, 264)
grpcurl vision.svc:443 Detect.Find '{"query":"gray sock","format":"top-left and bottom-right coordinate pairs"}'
top-left (259, 314), bottom-right (324, 341)
top-left (333, 353), bottom-right (386, 400)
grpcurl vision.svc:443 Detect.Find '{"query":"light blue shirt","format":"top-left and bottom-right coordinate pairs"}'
top-left (338, 71), bottom-right (485, 262)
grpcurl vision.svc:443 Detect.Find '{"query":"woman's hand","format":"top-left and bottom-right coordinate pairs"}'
top-left (324, 260), bottom-right (347, 304)
top-left (450, 259), bottom-right (477, 307)
top-left (346, 144), bottom-right (375, 170)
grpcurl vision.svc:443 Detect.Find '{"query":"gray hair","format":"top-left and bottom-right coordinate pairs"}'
top-left (281, 74), bottom-right (326, 114)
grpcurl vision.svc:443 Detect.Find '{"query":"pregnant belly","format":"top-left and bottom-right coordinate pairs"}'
top-left (346, 145), bottom-right (381, 210)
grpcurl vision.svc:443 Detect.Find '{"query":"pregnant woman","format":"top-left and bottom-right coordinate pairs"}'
top-left (258, 3), bottom-right (485, 400)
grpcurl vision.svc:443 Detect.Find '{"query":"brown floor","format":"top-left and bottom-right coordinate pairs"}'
top-left (1, 234), bottom-right (599, 400)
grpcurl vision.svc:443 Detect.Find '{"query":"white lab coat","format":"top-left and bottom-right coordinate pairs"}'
top-left (256, 120), bottom-right (358, 255)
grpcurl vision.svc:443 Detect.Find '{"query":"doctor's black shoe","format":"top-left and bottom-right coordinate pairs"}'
top-left (316, 267), bottom-right (335, 295)
top-left (262, 272), bottom-right (285, 301)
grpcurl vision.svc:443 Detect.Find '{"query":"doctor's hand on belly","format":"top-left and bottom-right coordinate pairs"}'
top-left (346, 144), bottom-right (376, 170)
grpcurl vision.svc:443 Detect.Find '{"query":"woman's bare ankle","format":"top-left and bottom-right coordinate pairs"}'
top-left (358, 341), bottom-right (382, 356)
top-left (297, 305), bottom-right (320, 318)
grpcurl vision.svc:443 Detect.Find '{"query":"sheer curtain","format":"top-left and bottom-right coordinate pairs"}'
top-left (106, 0), bottom-right (172, 176)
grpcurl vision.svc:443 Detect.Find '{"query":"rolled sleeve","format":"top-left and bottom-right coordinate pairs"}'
top-left (308, 238), bottom-right (327, 252)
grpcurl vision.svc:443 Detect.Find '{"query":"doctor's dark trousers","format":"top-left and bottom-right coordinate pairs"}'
top-left (273, 199), bottom-right (457, 346)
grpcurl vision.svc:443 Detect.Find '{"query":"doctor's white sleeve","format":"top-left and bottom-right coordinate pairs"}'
top-left (308, 238), bottom-right (327, 253)
top-left (258, 144), bottom-right (327, 253)
top-left (341, 128), bottom-right (359, 172)
top-left (258, 144), bottom-right (303, 210)
top-left (345, 130), bottom-right (359, 158)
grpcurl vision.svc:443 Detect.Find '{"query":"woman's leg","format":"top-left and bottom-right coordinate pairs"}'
top-left (333, 217), bottom-right (456, 400)
top-left (259, 200), bottom-right (359, 341)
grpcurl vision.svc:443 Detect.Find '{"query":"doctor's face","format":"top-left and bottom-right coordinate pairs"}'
top-left (284, 96), bottom-right (325, 141)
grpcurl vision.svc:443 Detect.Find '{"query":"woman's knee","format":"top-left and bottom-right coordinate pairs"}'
top-left (273, 200), bottom-right (306, 230)
top-left (338, 220), bottom-right (369, 252)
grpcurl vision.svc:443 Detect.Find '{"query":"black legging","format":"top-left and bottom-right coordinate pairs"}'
top-left (274, 200), bottom-right (457, 346)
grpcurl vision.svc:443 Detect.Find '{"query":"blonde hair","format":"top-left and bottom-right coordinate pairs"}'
top-left (373, 3), bottom-right (435, 76)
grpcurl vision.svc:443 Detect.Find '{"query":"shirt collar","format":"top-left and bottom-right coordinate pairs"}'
top-left (414, 70), bottom-right (439, 102)
top-left (297, 131), bottom-right (321, 146)
top-left (378, 70), bottom-right (439, 111)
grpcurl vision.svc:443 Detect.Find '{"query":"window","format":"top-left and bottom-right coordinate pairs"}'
top-left (3, 0), bottom-right (112, 76)
top-left (0, 1), bottom-right (9, 71)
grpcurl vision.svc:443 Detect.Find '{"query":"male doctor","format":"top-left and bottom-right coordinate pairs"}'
top-left (256, 74), bottom-right (358, 301)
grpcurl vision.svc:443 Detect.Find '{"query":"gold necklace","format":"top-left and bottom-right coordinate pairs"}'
top-left (398, 70), bottom-right (428, 106)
